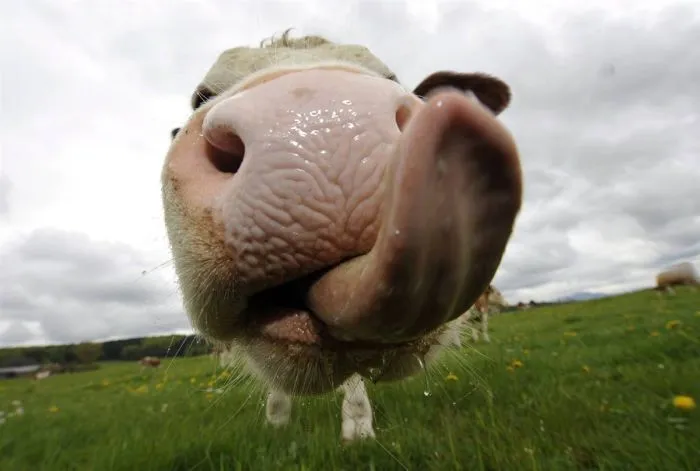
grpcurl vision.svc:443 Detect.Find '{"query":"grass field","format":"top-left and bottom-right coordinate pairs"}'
top-left (1, 288), bottom-right (699, 470)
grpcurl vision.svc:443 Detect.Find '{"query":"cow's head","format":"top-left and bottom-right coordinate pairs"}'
top-left (162, 30), bottom-right (522, 395)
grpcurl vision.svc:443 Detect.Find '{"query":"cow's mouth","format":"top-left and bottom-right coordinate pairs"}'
top-left (245, 270), bottom-right (419, 350)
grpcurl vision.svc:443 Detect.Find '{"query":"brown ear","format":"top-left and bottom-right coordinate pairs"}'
top-left (413, 71), bottom-right (512, 115)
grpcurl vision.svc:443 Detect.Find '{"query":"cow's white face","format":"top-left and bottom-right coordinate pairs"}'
top-left (162, 31), bottom-right (522, 395)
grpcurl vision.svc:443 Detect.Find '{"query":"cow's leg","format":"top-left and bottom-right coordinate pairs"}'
top-left (265, 389), bottom-right (292, 427)
top-left (471, 321), bottom-right (480, 342)
top-left (481, 312), bottom-right (491, 343)
top-left (340, 374), bottom-right (376, 443)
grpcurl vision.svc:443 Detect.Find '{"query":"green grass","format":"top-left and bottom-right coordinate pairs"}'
top-left (1, 288), bottom-right (699, 470)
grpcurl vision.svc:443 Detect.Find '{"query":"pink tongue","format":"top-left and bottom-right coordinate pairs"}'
top-left (305, 90), bottom-right (522, 343)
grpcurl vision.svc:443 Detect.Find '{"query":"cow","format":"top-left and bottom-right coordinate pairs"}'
top-left (162, 29), bottom-right (522, 442)
top-left (655, 262), bottom-right (699, 294)
top-left (458, 284), bottom-right (500, 344)
top-left (139, 356), bottom-right (161, 368)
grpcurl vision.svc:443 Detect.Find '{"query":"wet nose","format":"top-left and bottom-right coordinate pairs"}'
top-left (200, 68), bottom-right (420, 174)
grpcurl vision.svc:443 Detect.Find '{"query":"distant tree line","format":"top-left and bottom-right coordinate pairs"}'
top-left (0, 334), bottom-right (212, 368)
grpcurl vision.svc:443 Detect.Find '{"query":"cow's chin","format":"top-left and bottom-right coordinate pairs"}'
top-left (208, 283), bottom-right (447, 396)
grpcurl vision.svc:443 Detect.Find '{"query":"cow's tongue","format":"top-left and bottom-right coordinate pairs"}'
top-left (306, 90), bottom-right (522, 343)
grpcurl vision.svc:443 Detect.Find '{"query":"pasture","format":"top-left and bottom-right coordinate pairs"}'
top-left (1, 288), bottom-right (698, 470)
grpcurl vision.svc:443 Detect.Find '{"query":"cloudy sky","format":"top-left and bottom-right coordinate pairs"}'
top-left (1, 0), bottom-right (698, 348)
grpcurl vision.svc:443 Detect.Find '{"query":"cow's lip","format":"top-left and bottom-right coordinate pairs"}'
top-left (244, 273), bottom-right (420, 350)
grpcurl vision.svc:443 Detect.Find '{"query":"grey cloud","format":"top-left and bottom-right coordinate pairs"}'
top-left (0, 173), bottom-right (10, 218)
top-left (0, 228), bottom-right (188, 347)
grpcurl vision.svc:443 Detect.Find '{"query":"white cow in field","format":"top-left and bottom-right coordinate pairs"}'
top-left (162, 29), bottom-right (522, 442)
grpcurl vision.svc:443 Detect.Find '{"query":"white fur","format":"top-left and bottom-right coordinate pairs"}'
top-left (264, 373), bottom-right (376, 443)
top-left (463, 306), bottom-right (491, 344)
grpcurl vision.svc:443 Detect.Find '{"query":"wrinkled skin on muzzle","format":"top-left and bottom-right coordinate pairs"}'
top-left (162, 33), bottom-right (522, 395)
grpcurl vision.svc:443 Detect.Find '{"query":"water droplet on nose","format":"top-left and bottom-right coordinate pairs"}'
top-left (342, 100), bottom-right (352, 105)
top-left (435, 100), bottom-right (444, 108)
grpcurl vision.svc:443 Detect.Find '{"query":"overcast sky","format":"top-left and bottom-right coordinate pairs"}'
top-left (1, 0), bottom-right (698, 348)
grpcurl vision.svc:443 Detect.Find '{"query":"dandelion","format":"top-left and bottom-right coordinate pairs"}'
top-left (582, 365), bottom-right (590, 373)
top-left (130, 385), bottom-right (149, 394)
top-left (666, 320), bottom-right (681, 329)
top-left (563, 331), bottom-right (577, 337)
top-left (511, 359), bottom-right (524, 368)
top-left (506, 366), bottom-right (515, 373)
top-left (445, 372), bottom-right (458, 381)
top-left (48, 405), bottom-right (59, 413)
top-left (207, 380), bottom-right (215, 388)
top-left (101, 379), bottom-right (110, 387)
top-left (650, 331), bottom-right (660, 337)
top-left (673, 395), bottom-right (696, 411)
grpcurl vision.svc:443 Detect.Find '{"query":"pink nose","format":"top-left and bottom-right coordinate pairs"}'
top-left (201, 68), bottom-right (418, 177)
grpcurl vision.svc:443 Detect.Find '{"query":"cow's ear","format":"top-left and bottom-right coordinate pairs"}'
top-left (413, 71), bottom-right (511, 115)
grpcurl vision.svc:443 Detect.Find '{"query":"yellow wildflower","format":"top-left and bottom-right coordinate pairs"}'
top-left (101, 379), bottom-right (110, 387)
top-left (673, 395), bottom-right (696, 411)
top-left (511, 359), bottom-right (523, 368)
top-left (649, 331), bottom-right (660, 337)
top-left (582, 365), bottom-right (590, 374)
top-left (155, 383), bottom-right (164, 391)
top-left (522, 349), bottom-right (530, 355)
top-left (445, 372), bottom-right (458, 381)
top-left (666, 320), bottom-right (681, 330)
top-left (48, 405), bottom-right (59, 413)
top-left (506, 366), bottom-right (515, 373)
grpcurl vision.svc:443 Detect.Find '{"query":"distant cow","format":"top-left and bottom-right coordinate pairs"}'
top-left (139, 356), bottom-right (161, 368)
top-left (656, 262), bottom-right (699, 293)
top-left (450, 284), bottom-right (501, 345)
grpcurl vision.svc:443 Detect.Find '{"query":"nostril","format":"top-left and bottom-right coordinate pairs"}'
top-left (395, 95), bottom-right (422, 132)
top-left (202, 105), bottom-right (246, 174)
top-left (395, 102), bottom-right (412, 132)
top-left (205, 132), bottom-right (245, 174)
